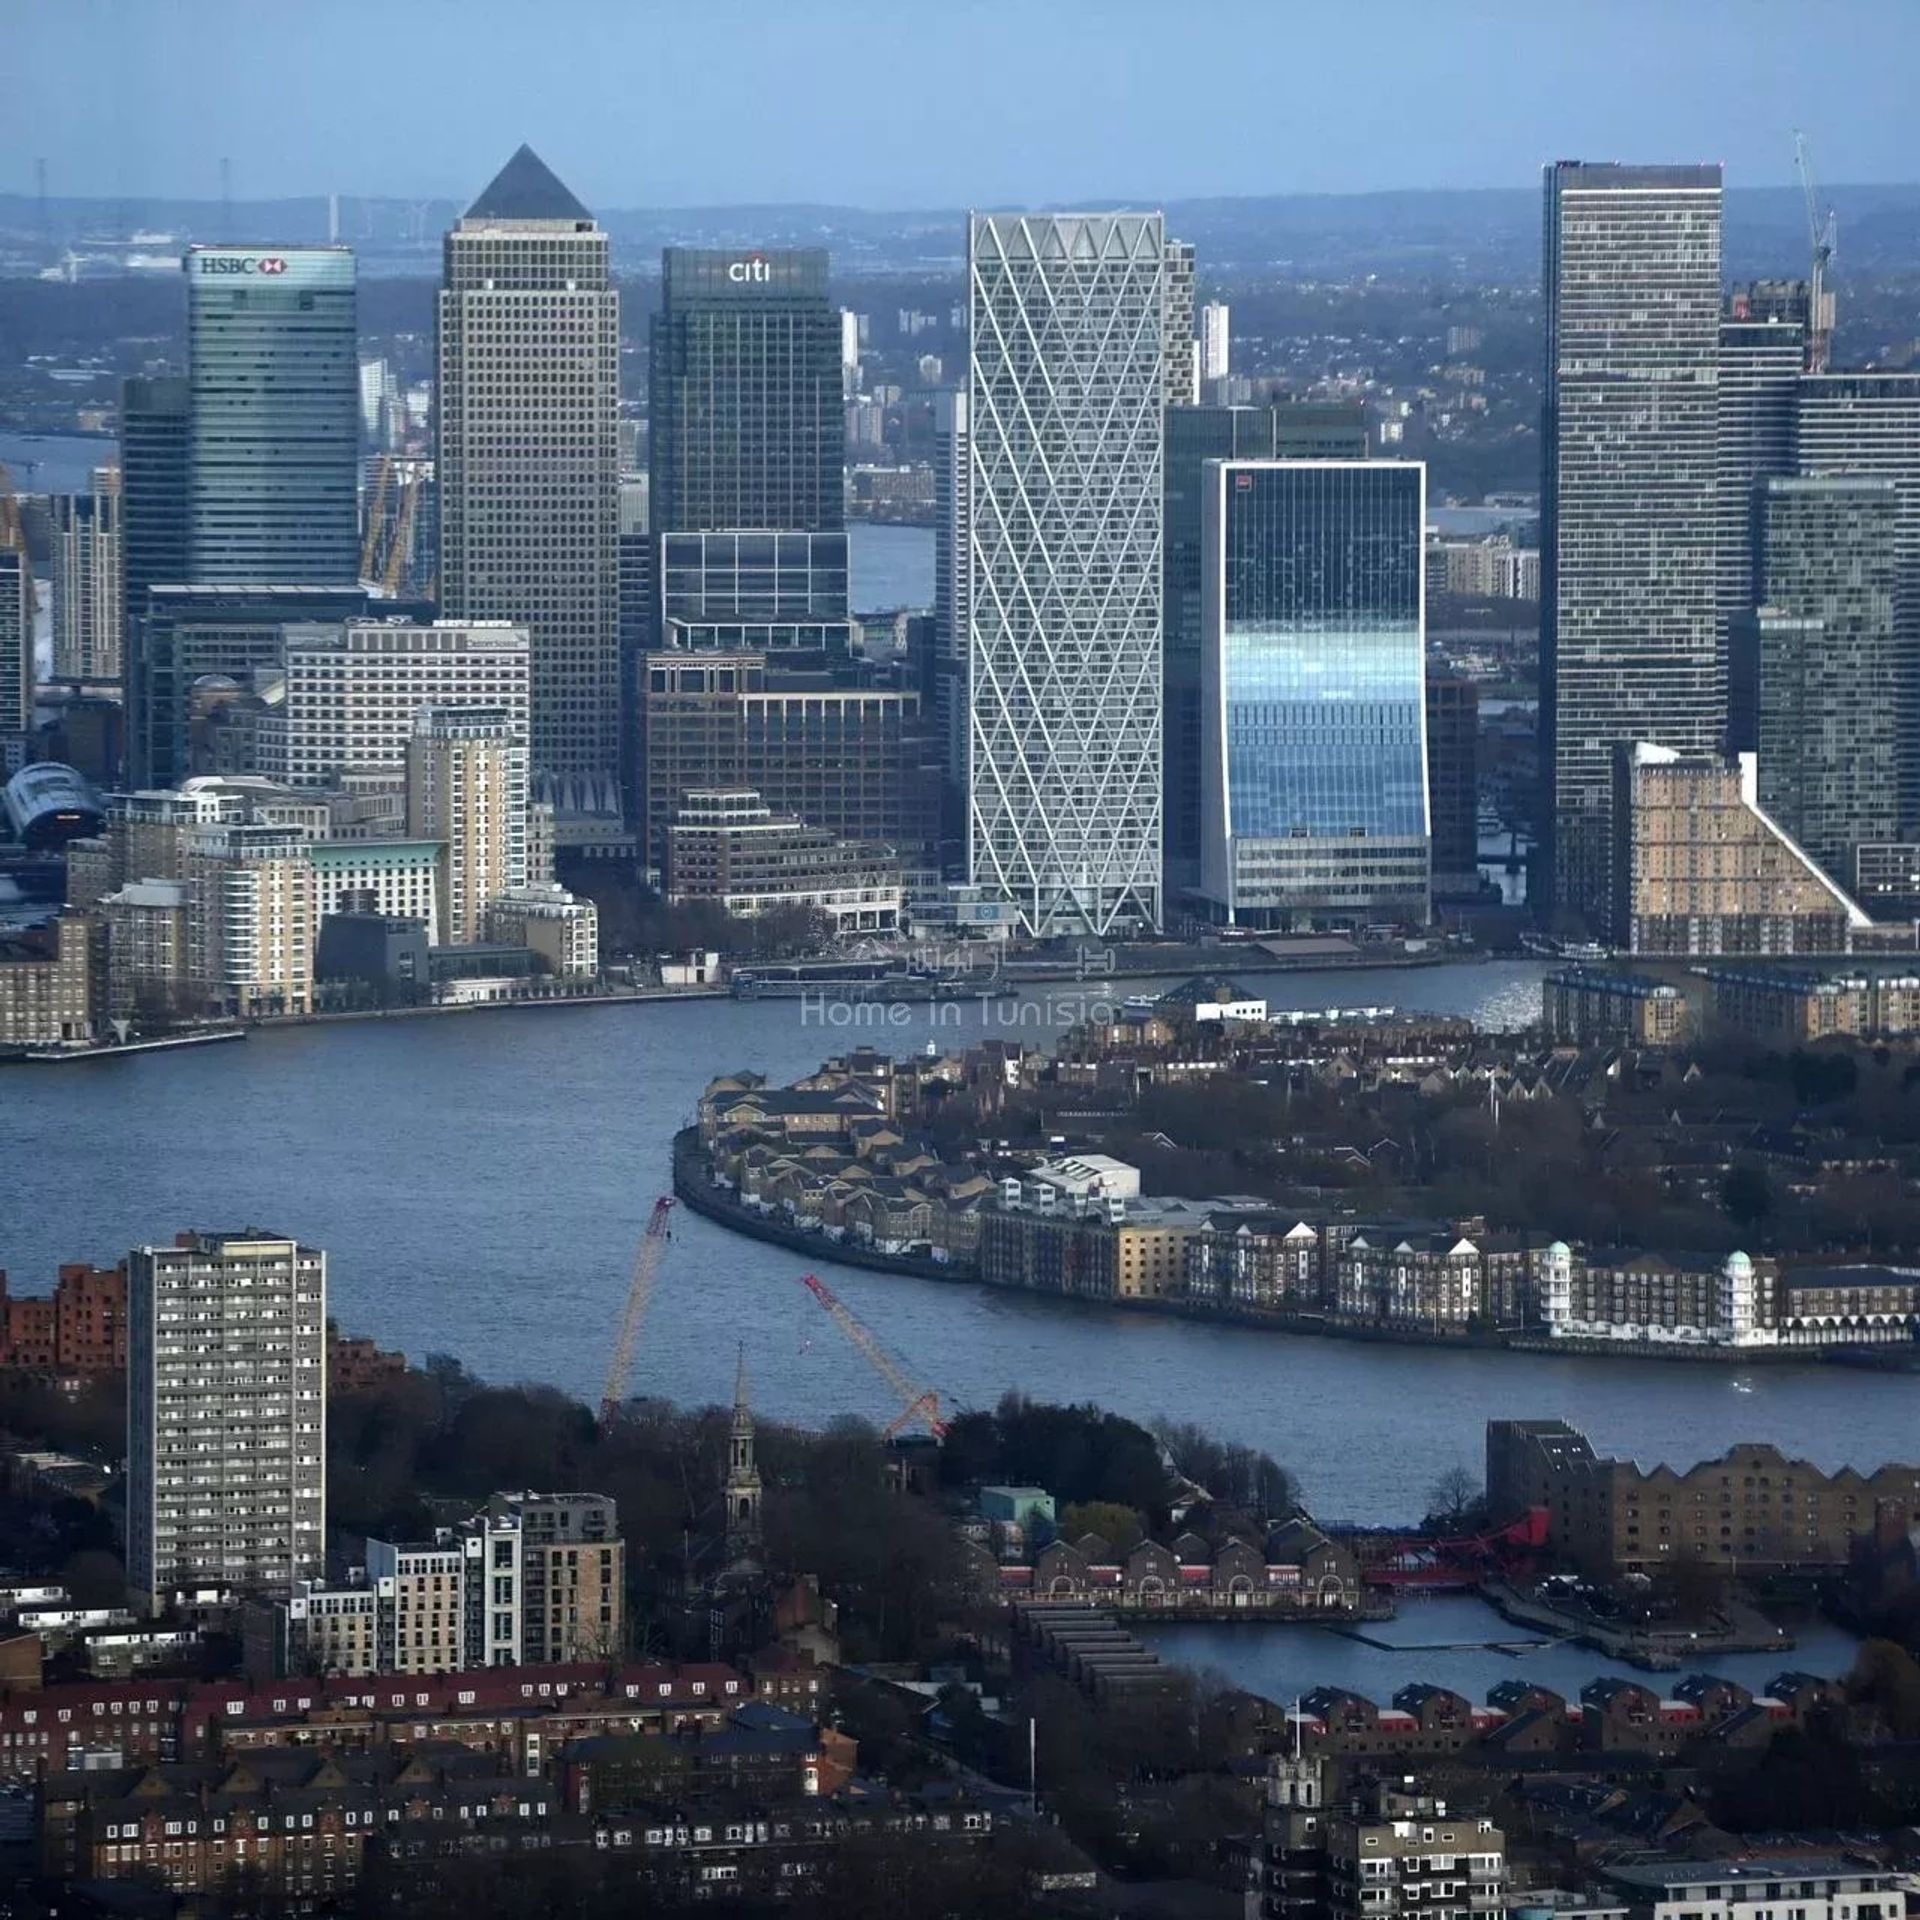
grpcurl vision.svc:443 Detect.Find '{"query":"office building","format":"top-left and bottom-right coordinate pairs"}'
top-left (1612, 742), bottom-right (1869, 955)
top-left (0, 549), bottom-right (28, 738)
top-left (1426, 671), bottom-right (1480, 898)
top-left (1200, 460), bottom-right (1430, 929)
top-left (1200, 301), bottom-right (1230, 384)
top-left (51, 469), bottom-right (123, 682)
top-left (185, 246), bottom-right (359, 585)
top-left (640, 652), bottom-right (934, 868)
top-left (438, 147), bottom-right (621, 782)
top-left (1794, 372), bottom-right (1920, 832)
top-left (1857, 842), bottom-right (1920, 919)
top-left (967, 212), bottom-right (1167, 936)
top-left (1716, 313), bottom-right (1803, 655)
top-left (1734, 477), bottom-right (1901, 881)
top-left (665, 789), bottom-right (903, 934)
top-left (1541, 163), bottom-right (1723, 923)
top-left (405, 707), bottom-right (519, 944)
top-left (657, 528), bottom-right (849, 641)
top-left (650, 247), bottom-right (843, 535)
top-left (933, 389), bottom-right (971, 861)
top-left (277, 617), bottom-right (531, 794)
top-left (1163, 403), bottom-right (1369, 891)
top-left (131, 583), bottom-right (412, 789)
top-left (118, 374), bottom-right (191, 707)
top-left (182, 822), bottom-right (317, 1016)
top-left (127, 1230), bottom-right (327, 1610)
top-left (309, 839), bottom-right (441, 930)
top-left (1163, 238), bottom-right (1197, 406)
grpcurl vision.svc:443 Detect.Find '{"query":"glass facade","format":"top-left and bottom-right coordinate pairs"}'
top-left (649, 249), bottom-right (844, 536)
top-left (1163, 403), bottom-right (1368, 892)
top-left (186, 248), bottom-right (359, 586)
top-left (1200, 461), bottom-right (1429, 928)
top-left (658, 530), bottom-right (848, 625)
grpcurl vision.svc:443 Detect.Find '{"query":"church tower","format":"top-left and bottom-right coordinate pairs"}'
top-left (724, 1344), bottom-right (763, 1559)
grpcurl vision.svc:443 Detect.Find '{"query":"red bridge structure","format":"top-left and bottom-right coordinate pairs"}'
top-left (1332, 1507), bottom-right (1550, 1592)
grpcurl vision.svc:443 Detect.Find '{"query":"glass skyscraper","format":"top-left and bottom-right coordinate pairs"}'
top-left (185, 246), bottom-right (359, 585)
top-left (438, 147), bottom-right (621, 786)
top-left (649, 248), bottom-right (844, 537)
top-left (1541, 162), bottom-right (1723, 925)
top-left (966, 212), bottom-right (1167, 937)
top-left (1199, 460), bottom-right (1429, 928)
top-left (1163, 403), bottom-right (1368, 894)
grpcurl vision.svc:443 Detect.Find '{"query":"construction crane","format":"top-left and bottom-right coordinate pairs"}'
top-left (599, 1196), bottom-right (676, 1426)
top-left (799, 1272), bottom-right (948, 1438)
top-left (1794, 129), bottom-right (1838, 374)
top-left (383, 473), bottom-right (418, 596)
top-left (359, 454), bottom-right (392, 586)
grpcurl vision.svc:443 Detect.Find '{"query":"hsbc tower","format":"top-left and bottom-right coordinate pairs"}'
top-left (184, 245), bottom-right (360, 584)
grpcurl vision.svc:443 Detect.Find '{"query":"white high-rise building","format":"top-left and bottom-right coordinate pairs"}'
top-left (966, 213), bottom-right (1167, 935)
top-left (438, 148), bottom-right (620, 784)
top-left (839, 307), bottom-right (862, 395)
top-left (51, 467), bottom-right (123, 682)
top-left (127, 1230), bottom-right (327, 1611)
top-left (276, 618), bottom-right (531, 797)
top-left (1200, 302), bottom-right (1230, 384)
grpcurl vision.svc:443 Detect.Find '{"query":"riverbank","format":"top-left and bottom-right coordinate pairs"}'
top-left (674, 1130), bottom-right (1913, 1370)
top-left (1481, 1580), bottom-right (1795, 1672)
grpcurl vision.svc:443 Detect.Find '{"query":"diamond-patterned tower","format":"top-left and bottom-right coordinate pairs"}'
top-left (966, 213), bottom-right (1167, 937)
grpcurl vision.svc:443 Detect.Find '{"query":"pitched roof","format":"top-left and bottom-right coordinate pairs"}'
top-left (465, 145), bottom-right (593, 222)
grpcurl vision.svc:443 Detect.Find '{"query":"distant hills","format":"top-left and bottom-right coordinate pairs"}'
top-left (2, 183), bottom-right (1917, 279)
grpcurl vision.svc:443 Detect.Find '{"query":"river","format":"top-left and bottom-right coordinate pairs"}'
top-left (4, 959), bottom-right (1918, 1524)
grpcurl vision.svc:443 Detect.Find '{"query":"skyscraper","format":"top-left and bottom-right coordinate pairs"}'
top-left (407, 707), bottom-right (521, 944)
top-left (119, 374), bottom-right (190, 759)
top-left (649, 248), bottom-right (844, 536)
top-left (51, 468), bottom-right (123, 682)
top-left (1541, 162), bottom-right (1723, 924)
top-left (1794, 372), bottom-right (1920, 833)
top-left (1716, 313), bottom-right (1803, 659)
top-left (438, 147), bottom-right (621, 783)
top-left (967, 212), bottom-right (1168, 937)
top-left (1163, 239), bottom-right (1198, 406)
top-left (1199, 460), bottom-right (1430, 929)
top-left (1200, 302), bottom-right (1231, 384)
top-left (933, 389), bottom-right (971, 863)
top-left (127, 1229), bottom-right (327, 1610)
top-left (1163, 403), bottom-right (1369, 893)
top-left (1735, 476), bottom-right (1901, 881)
top-left (185, 246), bottom-right (359, 585)
top-left (0, 548), bottom-right (29, 739)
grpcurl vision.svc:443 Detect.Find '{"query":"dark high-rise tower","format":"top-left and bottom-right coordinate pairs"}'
top-left (1541, 162), bottom-right (1723, 925)
top-left (185, 246), bottom-right (360, 585)
top-left (1794, 372), bottom-right (1920, 834)
top-left (119, 374), bottom-right (191, 780)
top-left (1716, 314), bottom-right (1803, 662)
top-left (438, 148), bottom-right (621, 784)
top-left (649, 249), bottom-right (844, 536)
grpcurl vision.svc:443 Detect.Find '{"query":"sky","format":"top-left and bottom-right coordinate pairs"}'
top-left (11, 0), bottom-right (1920, 210)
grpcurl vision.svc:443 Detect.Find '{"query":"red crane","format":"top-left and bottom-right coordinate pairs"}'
top-left (799, 1273), bottom-right (948, 1438)
top-left (599, 1197), bottom-right (675, 1426)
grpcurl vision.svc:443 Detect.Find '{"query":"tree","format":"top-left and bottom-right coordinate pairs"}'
top-left (1720, 1164), bottom-right (1775, 1232)
top-left (1424, 1466), bottom-right (1483, 1532)
top-left (1059, 1501), bottom-right (1146, 1552)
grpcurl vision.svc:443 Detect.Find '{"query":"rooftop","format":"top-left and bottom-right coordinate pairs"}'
top-left (464, 146), bottom-right (594, 224)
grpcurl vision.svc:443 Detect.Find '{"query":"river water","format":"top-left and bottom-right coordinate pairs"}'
top-left (3, 959), bottom-right (1917, 1524)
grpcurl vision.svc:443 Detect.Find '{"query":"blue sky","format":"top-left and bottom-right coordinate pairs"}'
top-left (13, 0), bottom-right (1919, 207)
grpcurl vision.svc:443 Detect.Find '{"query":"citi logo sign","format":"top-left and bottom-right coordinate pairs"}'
top-left (198, 255), bottom-right (288, 276)
top-left (727, 254), bottom-right (771, 284)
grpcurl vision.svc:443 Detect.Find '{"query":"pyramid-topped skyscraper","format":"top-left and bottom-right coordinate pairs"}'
top-left (437, 149), bottom-right (620, 790)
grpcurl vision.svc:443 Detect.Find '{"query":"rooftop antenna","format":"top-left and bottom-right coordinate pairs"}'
top-left (1793, 130), bottom-right (1837, 373)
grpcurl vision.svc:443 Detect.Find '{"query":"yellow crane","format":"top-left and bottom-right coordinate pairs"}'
top-left (359, 453), bottom-right (392, 585)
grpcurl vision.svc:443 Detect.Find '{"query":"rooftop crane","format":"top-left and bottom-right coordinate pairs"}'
top-left (599, 1196), bottom-right (676, 1426)
top-left (384, 473), bottom-right (419, 596)
top-left (1794, 129), bottom-right (1838, 374)
top-left (799, 1272), bottom-right (948, 1438)
top-left (359, 454), bottom-right (392, 586)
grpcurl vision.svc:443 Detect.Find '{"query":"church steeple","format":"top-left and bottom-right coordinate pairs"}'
top-left (725, 1344), bottom-right (762, 1557)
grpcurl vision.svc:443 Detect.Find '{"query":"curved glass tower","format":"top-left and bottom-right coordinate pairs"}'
top-left (1199, 460), bottom-right (1429, 929)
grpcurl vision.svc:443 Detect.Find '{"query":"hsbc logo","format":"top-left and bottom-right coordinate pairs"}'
top-left (197, 254), bottom-right (288, 276)
top-left (726, 255), bottom-right (771, 284)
